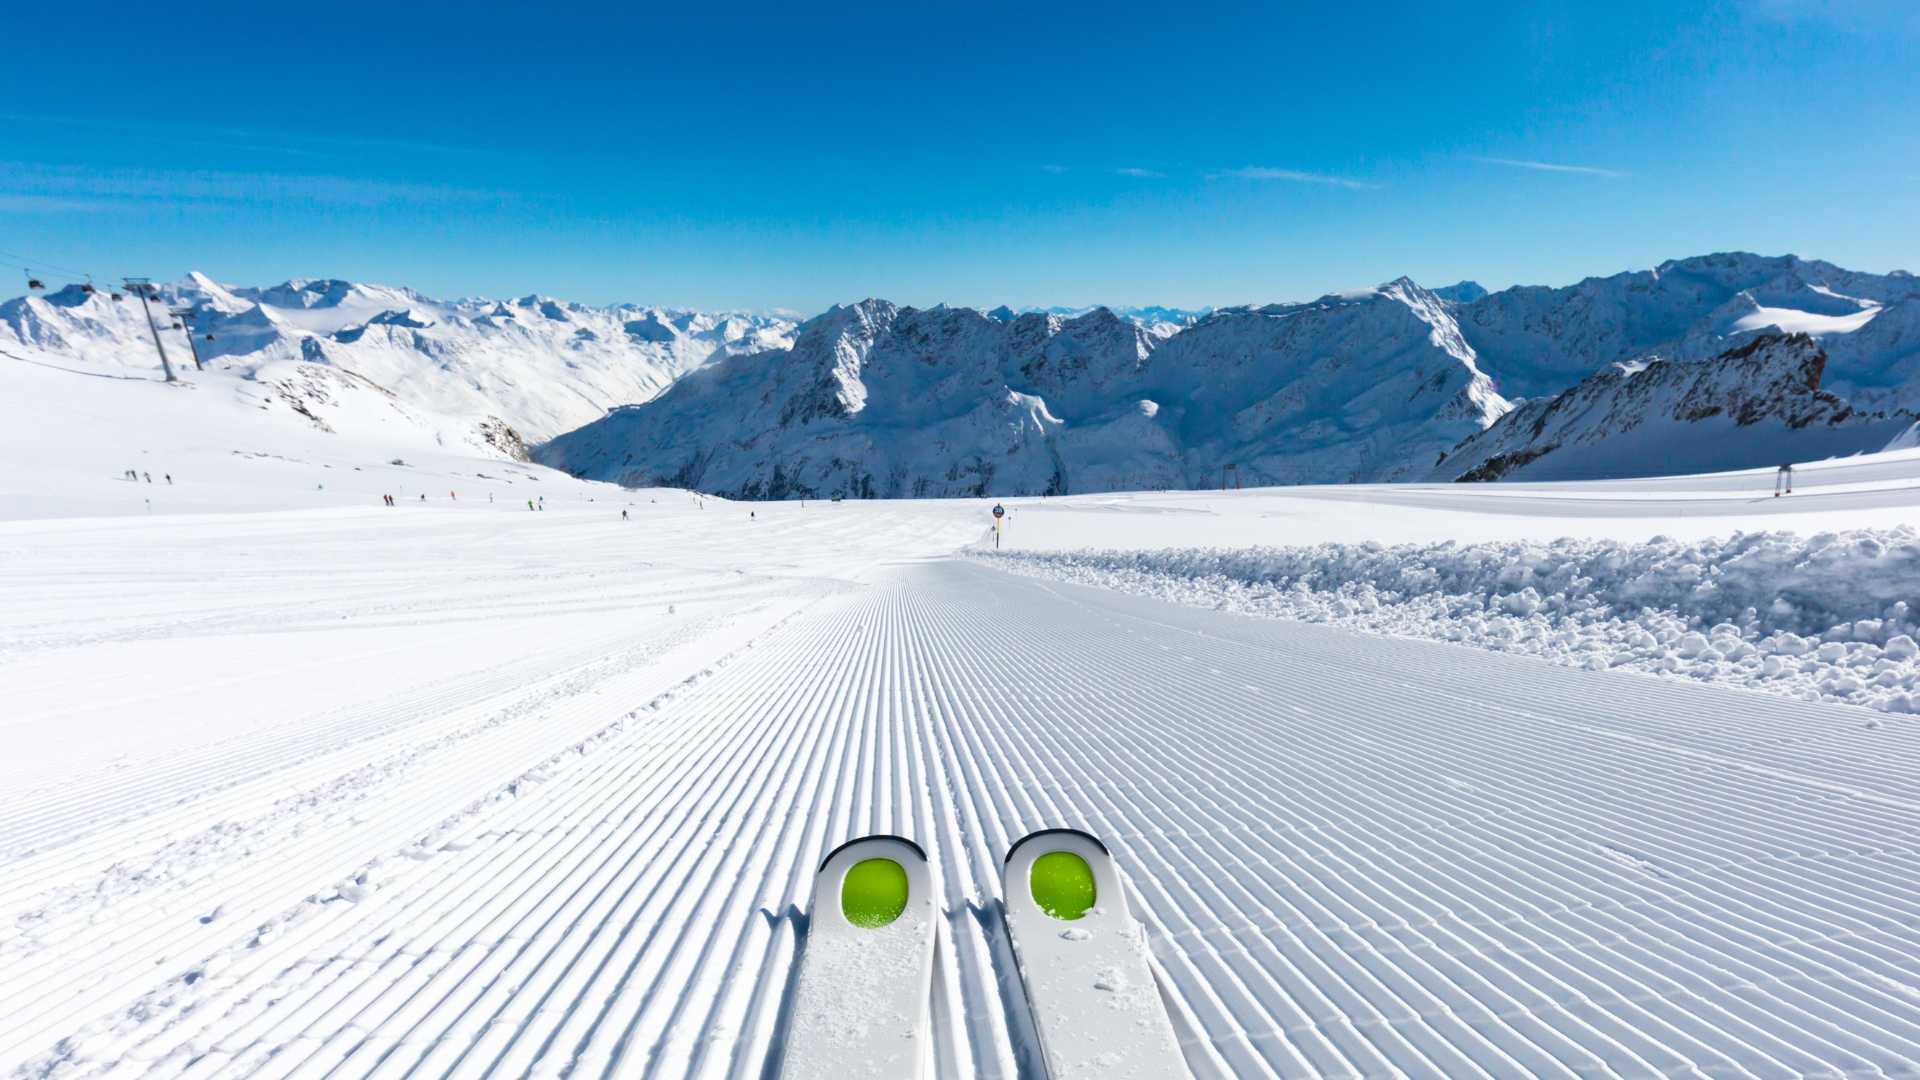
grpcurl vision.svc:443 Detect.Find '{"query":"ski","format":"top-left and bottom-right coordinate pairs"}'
top-left (782, 834), bottom-right (938, 1080)
top-left (1002, 828), bottom-right (1190, 1079)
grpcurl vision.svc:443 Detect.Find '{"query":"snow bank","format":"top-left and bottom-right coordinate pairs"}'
top-left (986, 528), bottom-right (1920, 715)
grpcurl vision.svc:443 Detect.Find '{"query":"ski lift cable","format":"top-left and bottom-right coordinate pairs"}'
top-left (0, 249), bottom-right (159, 300)
top-left (0, 247), bottom-right (105, 280)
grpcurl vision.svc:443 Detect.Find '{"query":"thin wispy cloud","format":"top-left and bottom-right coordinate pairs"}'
top-left (1209, 167), bottom-right (1384, 191)
top-left (1475, 156), bottom-right (1629, 178)
top-left (0, 113), bottom-right (485, 160)
top-left (0, 161), bottom-right (505, 207)
top-left (1039, 164), bottom-right (1069, 174)
top-left (1114, 166), bottom-right (1164, 178)
top-left (0, 194), bottom-right (117, 214)
top-left (1740, 0), bottom-right (1920, 37)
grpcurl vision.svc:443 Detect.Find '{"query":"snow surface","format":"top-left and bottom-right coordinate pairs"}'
top-left (9, 329), bottom-right (1920, 1076)
top-left (9, 501), bottom-right (1920, 1077)
top-left (1, 340), bottom-right (539, 520)
top-left (1727, 301), bottom-right (1881, 337)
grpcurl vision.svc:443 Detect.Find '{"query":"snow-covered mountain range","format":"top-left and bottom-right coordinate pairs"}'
top-left (535, 281), bottom-right (1510, 497)
top-left (2, 276), bottom-right (797, 444)
top-left (10, 252), bottom-right (1916, 495)
top-left (541, 253), bottom-right (1917, 496)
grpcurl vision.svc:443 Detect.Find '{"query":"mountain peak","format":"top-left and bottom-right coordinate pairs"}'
top-left (1432, 280), bottom-right (1488, 304)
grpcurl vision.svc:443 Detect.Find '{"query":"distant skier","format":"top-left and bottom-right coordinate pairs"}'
top-left (528, 499), bottom-right (535, 511)
top-left (164, 473), bottom-right (172, 485)
top-left (1775, 463), bottom-right (1794, 497)
top-left (621, 508), bottom-right (629, 520)
top-left (420, 493), bottom-right (426, 502)
top-left (450, 491), bottom-right (456, 500)
top-left (143, 472), bottom-right (151, 483)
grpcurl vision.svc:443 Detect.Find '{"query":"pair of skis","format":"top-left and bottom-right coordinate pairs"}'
top-left (780, 829), bottom-right (1189, 1079)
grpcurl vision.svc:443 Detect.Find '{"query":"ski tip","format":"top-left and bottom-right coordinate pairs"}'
top-left (1003, 827), bottom-right (1109, 866)
top-left (818, 833), bottom-right (928, 873)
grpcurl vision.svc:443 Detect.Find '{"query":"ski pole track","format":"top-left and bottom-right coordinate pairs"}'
top-left (9, 559), bottom-right (1920, 1078)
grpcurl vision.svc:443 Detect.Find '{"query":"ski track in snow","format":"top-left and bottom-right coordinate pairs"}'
top-left (8, 557), bottom-right (1920, 1077)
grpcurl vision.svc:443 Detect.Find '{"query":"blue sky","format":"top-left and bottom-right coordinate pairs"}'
top-left (1, 0), bottom-right (1915, 312)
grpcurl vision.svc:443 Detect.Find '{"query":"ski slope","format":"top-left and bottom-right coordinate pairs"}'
top-left (6, 459), bottom-right (1920, 1076)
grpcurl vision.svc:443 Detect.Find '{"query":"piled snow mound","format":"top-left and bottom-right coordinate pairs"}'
top-left (988, 528), bottom-right (1920, 714)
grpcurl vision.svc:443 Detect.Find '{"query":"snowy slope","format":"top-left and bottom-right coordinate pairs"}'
top-left (537, 280), bottom-right (1510, 496)
top-left (1, 277), bottom-right (797, 442)
top-left (7, 472), bottom-right (1920, 1076)
top-left (0, 335), bottom-right (582, 520)
top-left (1434, 333), bottom-right (1913, 483)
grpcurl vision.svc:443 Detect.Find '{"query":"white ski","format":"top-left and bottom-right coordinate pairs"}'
top-left (1002, 828), bottom-right (1190, 1079)
top-left (782, 834), bottom-right (938, 1080)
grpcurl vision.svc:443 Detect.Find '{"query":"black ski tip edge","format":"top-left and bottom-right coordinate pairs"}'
top-left (1003, 827), bottom-right (1110, 867)
top-left (818, 833), bottom-right (929, 873)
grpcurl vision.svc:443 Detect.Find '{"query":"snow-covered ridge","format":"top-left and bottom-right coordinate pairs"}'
top-left (537, 282), bottom-right (1512, 496)
top-left (1454, 252), bottom-right (1919, 402)
top-left (1436, 333), bottom-right (1914, 483)
top-left (987, 527), bottom-right (1920, 715)
top-left (1, 276), bottom-right (798, 442)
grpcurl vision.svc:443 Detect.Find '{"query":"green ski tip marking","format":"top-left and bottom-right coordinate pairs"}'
top-left (1030, 850), bottom-right (1096, 920)
top-left (841, 857), bottom-right (909, 928)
